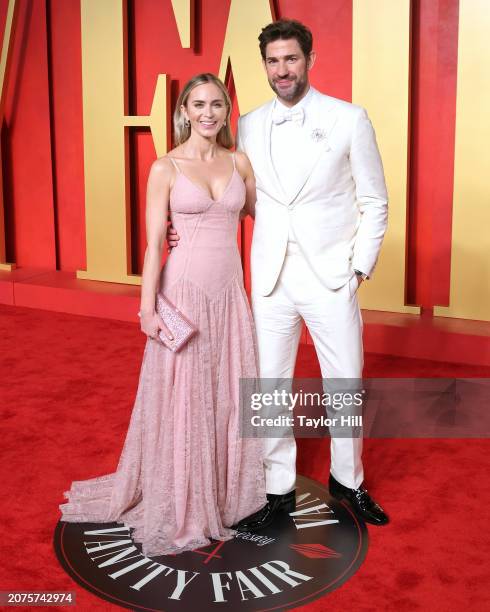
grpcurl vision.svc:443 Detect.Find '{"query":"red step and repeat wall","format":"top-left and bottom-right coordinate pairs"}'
top-left (0, 0), bottom-right (489, 359)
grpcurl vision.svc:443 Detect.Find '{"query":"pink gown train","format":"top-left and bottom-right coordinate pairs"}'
top-left (59, 154), bottom-right (267, 556)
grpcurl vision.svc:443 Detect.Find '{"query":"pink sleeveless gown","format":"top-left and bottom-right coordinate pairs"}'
top-left (59, 155), bottom-right (267, 556)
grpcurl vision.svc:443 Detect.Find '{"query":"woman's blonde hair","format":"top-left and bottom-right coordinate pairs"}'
top-left (173, 73), bottom-right (234, 148)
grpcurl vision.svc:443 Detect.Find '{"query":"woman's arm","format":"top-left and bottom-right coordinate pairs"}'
top-left (139, 158), bottom-right (173, 340)
top-left (235, 151), bottom-right (256, 219)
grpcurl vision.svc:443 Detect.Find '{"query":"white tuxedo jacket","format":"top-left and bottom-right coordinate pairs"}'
top-left (237, 87), bottom-right (388, 296)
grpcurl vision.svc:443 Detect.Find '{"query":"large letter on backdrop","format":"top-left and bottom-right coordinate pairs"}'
top-left (0, 0), bottom-right (18, 271)
top-left (218, 0), bottom-right (274, 292)
top-left (170, 0), bottom-right (193, 48)
top-left (434, 0), bottom-right (490, 322)
top-left (77, 0), bottom-right (169, 285)
top-left (218, 0), bottom-right (274, 112)
top-left (352, 0), bottom-right (418, 314)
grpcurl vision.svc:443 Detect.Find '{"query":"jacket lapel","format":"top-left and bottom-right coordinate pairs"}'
top-left (285, 90), bottom-right (338, 206)
top-left (263, 102), bottom-right (289, 203)
top-left (249, 91), bottom-right (338, 206)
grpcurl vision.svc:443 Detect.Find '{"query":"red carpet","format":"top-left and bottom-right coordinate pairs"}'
top-left (1, 304), bottom-right (489, 611)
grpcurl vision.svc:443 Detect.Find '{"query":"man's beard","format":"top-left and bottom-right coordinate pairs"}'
top-left (269, 75), bottom-right (308, 103)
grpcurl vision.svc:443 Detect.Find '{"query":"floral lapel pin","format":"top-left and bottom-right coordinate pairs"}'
top-left (311, 128), bottom-right (332, 151)
top-left (311, 128), bottom-right (328, 143)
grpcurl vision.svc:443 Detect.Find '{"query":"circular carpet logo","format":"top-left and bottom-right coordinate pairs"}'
top-left (54, 475), bottom-right (368, 611)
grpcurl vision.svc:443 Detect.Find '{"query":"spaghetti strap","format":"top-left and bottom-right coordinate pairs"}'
top-left (168, 156), bottom-right (181, 173)
top-left (231, 152), bottom-right (236, 170)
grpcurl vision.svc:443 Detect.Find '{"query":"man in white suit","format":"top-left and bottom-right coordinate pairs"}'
top-left (168, 19), bottom-right (389, 527)
top-left (234, 19), bottom-right (389, 529)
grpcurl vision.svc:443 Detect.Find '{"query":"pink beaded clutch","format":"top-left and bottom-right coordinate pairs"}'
top-left (155, 293), bottom-right (197, 352)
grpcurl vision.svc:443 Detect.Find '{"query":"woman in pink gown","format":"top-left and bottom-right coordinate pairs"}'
top-left (59, 73), bottom-right (266, 557)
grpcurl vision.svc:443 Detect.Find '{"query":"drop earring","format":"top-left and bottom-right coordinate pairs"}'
top-left (184, 119), bottom-right (190, 127)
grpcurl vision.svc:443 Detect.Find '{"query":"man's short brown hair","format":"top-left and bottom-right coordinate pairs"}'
top-left (258, 19), bottom-right (313, 60)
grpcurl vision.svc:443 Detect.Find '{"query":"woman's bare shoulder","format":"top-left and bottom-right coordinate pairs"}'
top-left (151, 153), bottom-right (179, 174)
top-left (147, 156), bottom-right (177, 191)
top-left (233, 150), bottom-right (253, 174)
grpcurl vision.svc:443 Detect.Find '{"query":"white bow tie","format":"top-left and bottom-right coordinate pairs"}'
top-left (272, 107), bottom-right (305, 126)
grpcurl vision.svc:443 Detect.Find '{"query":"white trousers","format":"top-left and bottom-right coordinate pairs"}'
top-left (252, 243), bottom-right (364, 493)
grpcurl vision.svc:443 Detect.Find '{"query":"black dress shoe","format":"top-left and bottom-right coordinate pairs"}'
top-left (233, 490), bottom-right (296, 532)
top-left (329, 474), bottom-right (389, 526)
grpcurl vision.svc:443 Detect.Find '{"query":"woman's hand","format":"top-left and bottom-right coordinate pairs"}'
top-left (166, 224), bottom-right (180, 249)
top-left (234, 151), bottom-right (256, 219)
top-left (139, 311), bottom-right (173, 342)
